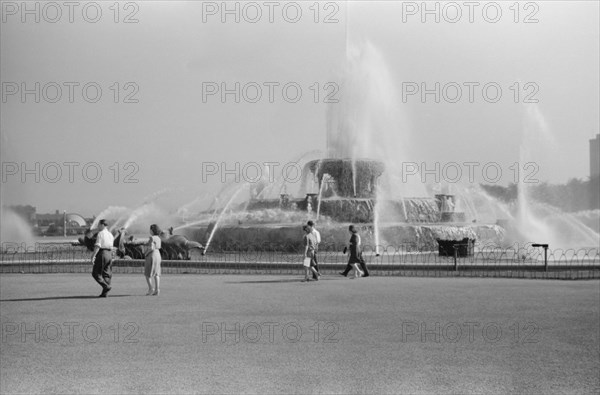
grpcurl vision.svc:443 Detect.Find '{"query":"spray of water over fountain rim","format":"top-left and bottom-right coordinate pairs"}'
top-left (203, 183), bottom-right (252, 254)
top-left (81, 40), bottom-right (598, 251)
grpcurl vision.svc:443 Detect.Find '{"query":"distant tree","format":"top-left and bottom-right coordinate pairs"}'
top-left (480, 183), bottom-right (517, 203)
top-left (481, 178), bottom-right (597, 212)
top-left (589, 175), bottom-right (600, 209)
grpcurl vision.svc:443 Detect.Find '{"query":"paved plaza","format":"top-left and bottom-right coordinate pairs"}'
top-left (1, 274), bottom-right (598, 394)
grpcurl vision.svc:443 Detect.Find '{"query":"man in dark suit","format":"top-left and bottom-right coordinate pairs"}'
top-left (339, 225), bottom-right (370, 277)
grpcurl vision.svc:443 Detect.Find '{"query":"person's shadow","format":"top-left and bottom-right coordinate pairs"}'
top-left (225, 279), bottom-right (328, 284)
top-left (1, 295), bottom-right (133, 302)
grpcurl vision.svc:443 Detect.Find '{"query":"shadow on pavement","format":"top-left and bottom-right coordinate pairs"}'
top-left (225, 278), bottom-right (340, 284)
top-left (1, 295), bottom-right (134, 302)
top-left (224, 279), bottom-right (307, 284)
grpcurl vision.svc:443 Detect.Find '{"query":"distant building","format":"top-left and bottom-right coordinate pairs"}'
top-left (36, 210), bottom-right (90, 236)
top-left (36, 210), bottom-right (63, 226)
top-left (591, 134), bottom-right (599, 178)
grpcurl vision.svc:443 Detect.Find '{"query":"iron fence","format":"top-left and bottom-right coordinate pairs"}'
top-left (1, 242), bottom-right (598, 279)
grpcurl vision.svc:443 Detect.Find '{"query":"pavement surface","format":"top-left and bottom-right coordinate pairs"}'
top-left (1, 273), bottom-right (599, 394)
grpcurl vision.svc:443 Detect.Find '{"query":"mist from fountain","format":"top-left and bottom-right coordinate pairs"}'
top-left (142, 188), bottom-right (174, 205)
top-left (571, 210), bottom-right (600, 233)
top-left (176, 192), bottom-right (211, 222)
top-left (87, 41), bottom-right (434, 248)
top-left (451, 185), bottom-right (513, 224)
top-left (316, 173), bottom-right (331, 221)
top-left (511, 104), bottom-right (598, 248)
top-left (109, 210), bottom-right (133, 231)
top-left (204, 183), bottom-right (250, 253)
top-left (319, 40), bottom-right (447, 251)
top-left (256, 149), bottom-right (323, 199)
top-left (373, 185), bottom-right (382, 254)
top-left (326, 40), bottom-right (425, 200)
top-left (0, 207), bottom-right (35, 245)
top-left (91, 206), bottom-right (129, 229)
top-left (81, 44), bottom-right (597, 251)
top-left (515, 104), bottom-right (553, 244)
top-left (123, 203), bottom-right (154, 230)
top-left (172, 186), bottom-right (245, 233)
top-left (121, 202), bottom-right (179, 234)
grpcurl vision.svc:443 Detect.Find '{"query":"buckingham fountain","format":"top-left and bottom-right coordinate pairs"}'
top-left (170, 42), bottom-right (505, 255)
top-left (71, 42), bottom-right (597, 258)
top-left (174, 156), bottom-right (502, 255)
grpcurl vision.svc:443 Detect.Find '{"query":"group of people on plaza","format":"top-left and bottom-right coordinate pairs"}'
top-left (90, 219), bottom-right (162, 297)
top-left (89, 218), bottom-right (370, 296)
top-left (302, 220), bottom-right (370, 282)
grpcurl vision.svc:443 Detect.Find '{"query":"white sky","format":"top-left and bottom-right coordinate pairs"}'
top-left (1, 0), bottom-right (598, 215)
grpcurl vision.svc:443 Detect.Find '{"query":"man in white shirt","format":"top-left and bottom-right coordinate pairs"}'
top-left (91, 219), bottom-right (115, 297)
top-left (307, 221), bottom-right (321, 279)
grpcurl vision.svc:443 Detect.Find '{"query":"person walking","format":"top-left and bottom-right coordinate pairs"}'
top-left (302, 225), bottom-right (320, 282)
top-left (91, 219), bottom-right (115, 297)
top-left (339, 224), bottom-right (370, 278)
top-left (307, 220), bottom-right (321, 279)
top-left (145, 224), bottom-right (162, 296)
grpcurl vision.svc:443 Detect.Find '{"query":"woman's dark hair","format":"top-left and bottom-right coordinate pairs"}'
top-left (302, 225), bottom-right (309, 232)
top-left (150, 224), bottom-right (161, 236)
top-left (348, 224), bottom-right (357, 233)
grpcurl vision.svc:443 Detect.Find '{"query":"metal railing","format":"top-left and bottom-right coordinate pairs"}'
top-left (1, 242), bottom-right (599, 279)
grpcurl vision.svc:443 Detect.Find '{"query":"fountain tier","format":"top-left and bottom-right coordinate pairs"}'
top-left (306, 158), bottom-right (385, 198)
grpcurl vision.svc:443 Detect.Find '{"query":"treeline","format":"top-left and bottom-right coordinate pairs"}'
top-left (480, 175), bottom-right (600, 212)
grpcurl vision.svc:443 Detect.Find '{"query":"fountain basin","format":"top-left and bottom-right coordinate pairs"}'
top-left (181, 222), bottom-right (504, 253)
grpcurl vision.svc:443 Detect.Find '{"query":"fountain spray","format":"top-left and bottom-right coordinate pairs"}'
top-left (204, 184), bottom-right (249, 254)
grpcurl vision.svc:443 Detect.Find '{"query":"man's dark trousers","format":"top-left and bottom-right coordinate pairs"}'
top-left (92, 249), bottom-right (113, 292)
top-left (341, 255), bottom-right (370, 277)
top-left (312, 251), bottom-right (320, 279)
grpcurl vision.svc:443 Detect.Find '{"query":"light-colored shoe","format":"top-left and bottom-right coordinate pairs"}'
top-left (146, 289), bottom-right (153, 296)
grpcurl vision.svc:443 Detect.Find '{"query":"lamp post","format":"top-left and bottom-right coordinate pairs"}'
top-left (63, 210), bottom-right (67, 237)
top-left (532, 243), bottom-right (549, 271)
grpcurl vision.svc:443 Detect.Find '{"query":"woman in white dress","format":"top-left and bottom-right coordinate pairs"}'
top-left (145, 224), bottom-right (162, 295)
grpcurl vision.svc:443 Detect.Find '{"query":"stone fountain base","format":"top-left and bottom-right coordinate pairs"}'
top-left (182, 222), bottom-right (504, 253)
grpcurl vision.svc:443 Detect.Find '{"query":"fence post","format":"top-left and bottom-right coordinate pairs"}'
top-left (453, 246), bottom-right (458, 271)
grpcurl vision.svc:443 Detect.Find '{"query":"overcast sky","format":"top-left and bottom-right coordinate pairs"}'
top-left (1, 1), bottom-right (598, 215)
